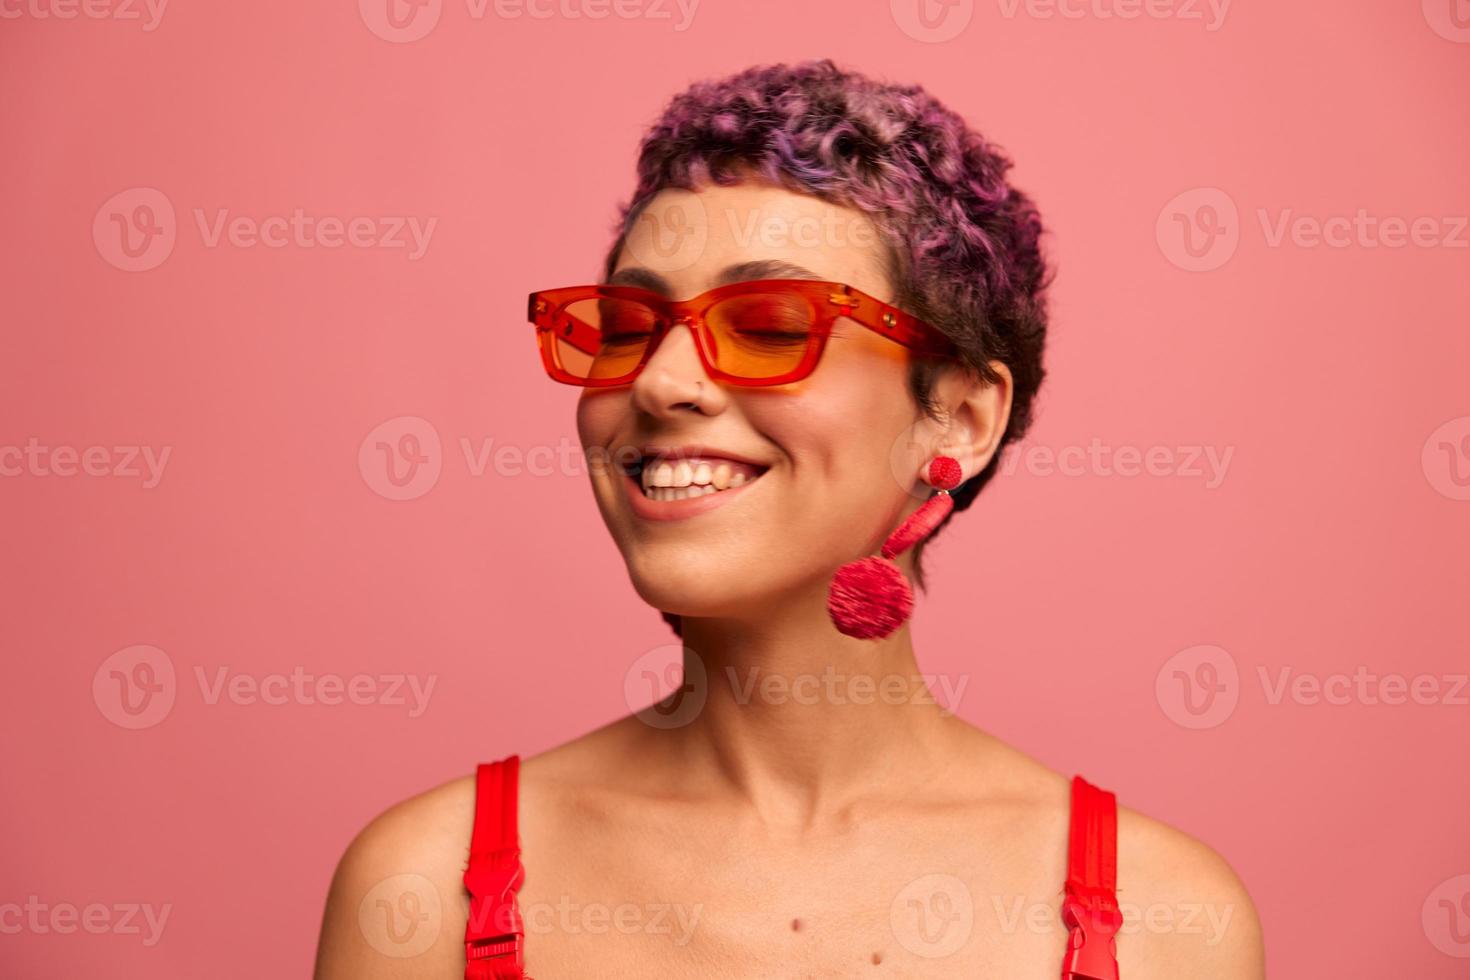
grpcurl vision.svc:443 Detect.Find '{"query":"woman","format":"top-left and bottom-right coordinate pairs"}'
top-left (314, 60), bottom-right (1264, 979)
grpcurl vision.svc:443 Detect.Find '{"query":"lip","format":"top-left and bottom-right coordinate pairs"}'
top-left (635, 444), bottom-right (772, 469)
top-left (623, 467), bottom-right (764, 522)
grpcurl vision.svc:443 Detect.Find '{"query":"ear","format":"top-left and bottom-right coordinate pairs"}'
top-left (929, 360), bottom-right (1014, 482)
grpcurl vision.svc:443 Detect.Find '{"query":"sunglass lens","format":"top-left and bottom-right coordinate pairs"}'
top-left (706, 293), bottom-right (816, 380)
top-left (556, 298), bottom-right (659, 382)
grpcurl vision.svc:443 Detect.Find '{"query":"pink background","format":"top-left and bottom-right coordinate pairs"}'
top-left (3, 0), bottom-right (1468, 976)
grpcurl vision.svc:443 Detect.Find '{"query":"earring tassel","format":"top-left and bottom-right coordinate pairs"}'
top-left (827, 457), bottom-right (961, 640)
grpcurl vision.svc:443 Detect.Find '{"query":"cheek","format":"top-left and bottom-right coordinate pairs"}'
top-left (573, 393), bottom-right (629, 490)
top-left (802, 341), bottom-right (916, 442)
top-left (574, 391), bottom-right (614, 453)
top-left (760, 354), bottom-right (918, 498)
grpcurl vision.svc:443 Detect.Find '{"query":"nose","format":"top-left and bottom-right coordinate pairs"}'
top-left (629, 318), bottom-right (719, 417)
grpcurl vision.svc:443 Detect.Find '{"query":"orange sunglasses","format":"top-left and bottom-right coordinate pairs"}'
top-left (526, 278), bottom-right (956, 388)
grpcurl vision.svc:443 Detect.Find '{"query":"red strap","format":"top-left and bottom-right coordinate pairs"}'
top-left (1061, 775), bottom-right (1122, 980)
top-left (463, 756), bottom-right (525, 980)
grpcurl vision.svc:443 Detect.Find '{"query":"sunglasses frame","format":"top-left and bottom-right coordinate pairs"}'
top-left (526, 278), bottom-right (957, 388)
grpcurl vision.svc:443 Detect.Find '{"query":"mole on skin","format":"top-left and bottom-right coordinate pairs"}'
top-left (785, 918), bottom-right (880, 966)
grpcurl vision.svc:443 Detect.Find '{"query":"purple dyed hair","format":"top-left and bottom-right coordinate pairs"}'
top-left (600, 60), bottom-right (1052, 636)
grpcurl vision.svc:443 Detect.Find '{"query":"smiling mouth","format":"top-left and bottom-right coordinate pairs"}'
top-left (622, 454), bottom-right (771, 501)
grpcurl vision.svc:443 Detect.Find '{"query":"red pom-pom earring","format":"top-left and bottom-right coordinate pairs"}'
top-left (827, 455), bottom-right (963, 640)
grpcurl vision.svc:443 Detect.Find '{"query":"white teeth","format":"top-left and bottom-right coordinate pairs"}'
top-left (648, 484), bottom-right (717, 501)
top-left (637, 455), bottom-right (766, 499)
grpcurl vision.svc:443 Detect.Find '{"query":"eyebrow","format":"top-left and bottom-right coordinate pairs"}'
top-left (604, 260), bottom-right (826, 294)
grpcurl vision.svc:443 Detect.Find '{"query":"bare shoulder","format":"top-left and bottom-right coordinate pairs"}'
top-left (313, 774), bottom-right (475, 979)
top-left (312, 720), bottom-right (638, 978)
top-left (1114, 802), bottom-right (1265, 979)
top-left (966, 732), bottom-right (1264, 978)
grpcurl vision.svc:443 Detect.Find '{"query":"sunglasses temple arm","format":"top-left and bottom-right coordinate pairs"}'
top-left (549, 317), bottom-right (602, 357)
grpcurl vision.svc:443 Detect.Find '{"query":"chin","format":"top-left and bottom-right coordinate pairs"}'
top-left (625, 549), bottom-right (827, 625)
top-left (625, 563), bottom-right (732, 617)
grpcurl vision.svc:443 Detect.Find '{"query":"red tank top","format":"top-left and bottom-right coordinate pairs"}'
top-left (463, 756), bottom-right (1122, 980)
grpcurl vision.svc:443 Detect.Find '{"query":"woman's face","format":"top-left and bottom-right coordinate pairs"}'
top-left (576, 181), bottom-right (964, 622)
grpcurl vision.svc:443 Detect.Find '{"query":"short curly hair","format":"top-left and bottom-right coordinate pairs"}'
top-left (600, 59), bottom-right (1052, 637)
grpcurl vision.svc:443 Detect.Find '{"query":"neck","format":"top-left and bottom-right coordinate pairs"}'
top-left (658, 577), bottom-right (960, 830)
